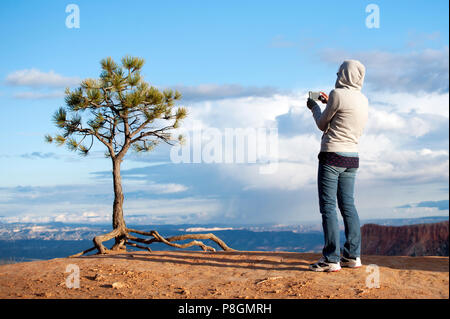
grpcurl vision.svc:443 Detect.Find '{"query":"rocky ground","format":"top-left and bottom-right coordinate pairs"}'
top-left (0, 251), bottom-right (448, 299)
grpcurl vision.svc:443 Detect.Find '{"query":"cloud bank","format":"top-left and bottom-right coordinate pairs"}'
top-left (320, 47), bottom-right (449, 93)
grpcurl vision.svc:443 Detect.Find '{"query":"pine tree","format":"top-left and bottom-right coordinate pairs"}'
top-left (46, 56), bottom-right (234, 256)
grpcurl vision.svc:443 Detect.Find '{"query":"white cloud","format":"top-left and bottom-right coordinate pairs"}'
top-left (5, 68), bottom-right (80, 88)
top-left (0, 210), bottom-right (112, 224)
top-left (369, 91), bottom-right (449, 118)
top-left (182, 92), bottom-right (297, 130)
top-left (365, 111), bottom-right (438, 141)
top-left (53, 211), bottom-right (110, 223)
top-left (393, 206), bottom-right (449, 219)
top-left (13, 91), bottom-right (65, 99)
top-left (420, 148), bottom-right (449, 157)
top-left (145, 183), bottom-right (188, 194)
top-left (358, 147), bottom-right (449, 184)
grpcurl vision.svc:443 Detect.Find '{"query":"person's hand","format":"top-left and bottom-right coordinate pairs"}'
top-left (318, 92), bottom-right (328, 104)
top-left (307, 98), bottom-right (317, 110)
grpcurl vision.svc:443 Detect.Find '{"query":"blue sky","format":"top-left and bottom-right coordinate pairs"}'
top-left (0, 0), bottom-right (448, 225)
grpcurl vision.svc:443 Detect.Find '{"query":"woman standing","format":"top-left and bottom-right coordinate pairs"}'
top-left (307, 60), bottom-right (369, 272)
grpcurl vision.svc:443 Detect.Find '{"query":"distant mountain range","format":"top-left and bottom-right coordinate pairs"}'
top-left (0, 216), bottom-right (447, 241)
top-left (0, 216), bottom-right (447, 263)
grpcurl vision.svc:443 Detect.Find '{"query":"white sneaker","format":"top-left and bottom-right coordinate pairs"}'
top-left (340, 256), bottom-right (362, 268)
top-left (309, 256), bottom-right (341, 272)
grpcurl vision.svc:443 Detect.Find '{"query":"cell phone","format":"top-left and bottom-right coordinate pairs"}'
top-left (308, 91), bottom-right (321, 101)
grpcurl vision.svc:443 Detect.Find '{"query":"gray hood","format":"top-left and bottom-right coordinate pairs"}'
top-left (335, 60), bottom-right (366, 90)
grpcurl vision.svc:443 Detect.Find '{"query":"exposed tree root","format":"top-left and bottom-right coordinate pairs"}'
top-left (69, 246), bottom-right (97, 258)
top-left (124, 241), bottom-right (152, 252)
top-left (69, 227), bottom-right (235, 258)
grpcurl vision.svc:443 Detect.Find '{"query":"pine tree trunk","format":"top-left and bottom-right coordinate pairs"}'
top-left (111, 158), bottom-right (126, 250)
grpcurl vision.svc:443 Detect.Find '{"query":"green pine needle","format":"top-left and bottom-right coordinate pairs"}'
top-left (44, 134), bottom-right (53, 143)
top-left (176, 107), bottom-right (187, 120)
top-left (78, 144), bottom-right (89, 156)
top-left (53, 108), bottom-right (67, 128)
top-left (54, 135), bottom-right (66, 146)
top-left (66, 138), bottom-right (78, 151)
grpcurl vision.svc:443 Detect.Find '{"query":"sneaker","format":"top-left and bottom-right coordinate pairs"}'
top-left (309, 256), bottom-right (341, 272)
top-left (340, 256), bottom-right (362, 268)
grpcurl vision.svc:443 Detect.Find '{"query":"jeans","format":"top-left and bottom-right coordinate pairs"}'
top-left (317, 163), bottom-right (361, 263)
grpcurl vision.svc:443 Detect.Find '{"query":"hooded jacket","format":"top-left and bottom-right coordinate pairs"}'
top-left (311, 60), bottom-right (369, 153)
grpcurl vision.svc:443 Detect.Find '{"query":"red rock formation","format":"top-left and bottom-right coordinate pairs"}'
top-left (361, 221), bottom-right (449, 256)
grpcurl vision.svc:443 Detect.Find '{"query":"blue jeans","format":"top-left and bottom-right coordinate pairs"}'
top-left (318, 163), bottom-right (361, 263)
